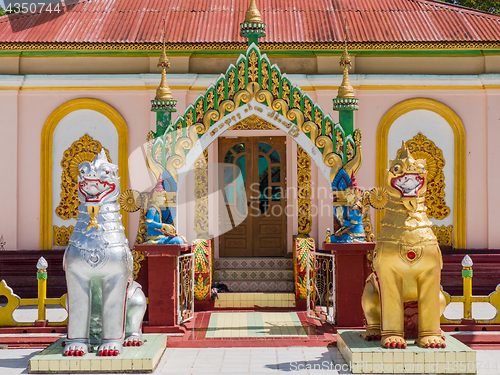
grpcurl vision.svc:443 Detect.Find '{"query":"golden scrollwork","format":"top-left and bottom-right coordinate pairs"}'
top-left (164, 46), bottom-right (345, 187)
top-left (346, 141), bottom-right (354, 161)
top-left (53, 225), bottom-right (74, 246)
top-left (361, 191), bottom-right (375, 242)
top-left (229, 115), bottom-right (277, 130)
top-left (194, 274), bottom-right (211, 301)
top-left (56, 134), bottom-right (111, 220)
top-left (397, 133), bottom-right (450, 220)
top-left (194, 150), bottom-right (209, 236)
top-left (432, 225), bottom-right (453, 247)
top-left (297, 146), bottom-right (312, 235)
top-left (261, 60), bottom-right (269, 90)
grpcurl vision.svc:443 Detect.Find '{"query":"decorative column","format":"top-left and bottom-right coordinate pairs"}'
top-left (193, 150), bottom-right (212, 302)
top-left (294, 146), bottom-right (315, 302)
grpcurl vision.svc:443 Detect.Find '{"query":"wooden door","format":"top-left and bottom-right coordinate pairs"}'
top-left (219, 137), bottom-right (287, 257)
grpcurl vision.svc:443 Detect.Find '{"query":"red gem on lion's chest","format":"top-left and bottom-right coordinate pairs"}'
top-left (407, 251), bottom-right (416, 260)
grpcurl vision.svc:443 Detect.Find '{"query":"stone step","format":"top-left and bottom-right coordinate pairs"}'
top-left (214, 292), bottom-right (296, 308)
top-left (214, 257), bottom-right (293, 270)
top-left (214, 268), bottom-right (294, 282)
top-left (214, 280), bottom-right (294, 293)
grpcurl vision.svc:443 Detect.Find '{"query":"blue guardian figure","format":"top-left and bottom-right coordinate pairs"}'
top-left (145, 178), bottom-right (185, 245)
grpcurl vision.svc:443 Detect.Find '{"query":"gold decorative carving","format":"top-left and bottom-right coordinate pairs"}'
top-left (335, 130), bottom-right (343, 155)
top-left (186, 111), bottom-right (194, 127)
top-left (238, 60), bottom-right (246, 90)
top-left (282, 80), bottom-right (290, 105)
top-left (271, 70), bottom-right (279, 97)
top-left (369, 187), bottom-right (388, 209)
top-left (196, 99), bottom-right (204, 122)
top-left (229, 115), bottom-right (277, 130)
top-left (261, 60), bottom-right (269, 90)
top-left (53, 225), bottom-right (74, 246)
top-left (55, 134), bottom-right (111, 220)
top-left (293, 90), bottom-right (301, 109)
top-left (248, 50), bottom-right (259, 82)
top-left (217, 80), bottom-right (224, 105)
top-left (119, 190), bottom-right (142, 212)
top-left (397, 133), bottom-right (450, 220)
top-left (228, 70), bottom-right (235, 97)
top-left (432, 225), bottom-right (453, 247)
top-left (2, 41), bottom-right (499, 52)
top-left (206, 90), bottom-right (215, 110)
top-left (297, 146), bottom-right (312, 235)
top-left (304, 98), bottom-right (311, 120)
top-left (362, 191), bottom-right (375, 243)
top-left (346, 142), bottom-right (354, 161)
top-left (194, 150), bottom-right (209, 237)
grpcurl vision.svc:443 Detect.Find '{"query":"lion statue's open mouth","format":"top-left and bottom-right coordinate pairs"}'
top-left (78, 179), bottom-right (116, 203)
top-left (391, 173), bottom-right (424, 198)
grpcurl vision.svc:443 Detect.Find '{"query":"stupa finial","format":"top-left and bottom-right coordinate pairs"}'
top-left (240, 0), bottom-right (266, 45)
top-left (337, 23), bottom-right (355, 99)
top-left (155, 17), bottom-right (173, 101)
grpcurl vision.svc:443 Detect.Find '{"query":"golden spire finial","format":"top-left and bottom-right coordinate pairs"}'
top-left (244, 0), bottom-right (262, 23)
top-left (155, 17), bottom-right (173, 101)
top-left (337, 22), bottom-right (355, 99)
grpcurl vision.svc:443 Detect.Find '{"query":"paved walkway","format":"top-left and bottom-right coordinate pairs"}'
top-left (1, 345), bottom-right (499, 375)
top-left (1, 304), bottom-right (499, 374)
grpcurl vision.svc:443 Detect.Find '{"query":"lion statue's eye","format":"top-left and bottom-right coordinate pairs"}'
top-left (393, 165), bottom-right (401, 173)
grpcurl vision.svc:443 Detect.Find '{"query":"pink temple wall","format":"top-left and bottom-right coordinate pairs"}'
top-left (1, 85), bottom-right (498, 250)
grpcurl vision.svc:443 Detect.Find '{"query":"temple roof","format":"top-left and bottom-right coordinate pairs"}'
top-left (0, 0), bottom-right (499, 45)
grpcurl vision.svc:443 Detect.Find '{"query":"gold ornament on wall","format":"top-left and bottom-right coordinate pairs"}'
top-left (397, 133), bottom-right (450, 220)
top-left (55, 134), bottom-right (111, 220)
top-left (194, 150), bottom-right (209, 237)
top-left (369, 187), bottom-right (388, 210)
top-left (297, 146), bottom-right (312, 235)
top-left (53, 225), bottom-right (74, 246)
top-left (432, 225), bottom-right (453, 247)
top-left (229, 115), bottom-right (277, 130)
top-left (119, 190), bottom-right (142, 212)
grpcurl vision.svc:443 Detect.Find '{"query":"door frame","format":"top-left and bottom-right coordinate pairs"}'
top-left (214, 130), bottom-right (296, 258)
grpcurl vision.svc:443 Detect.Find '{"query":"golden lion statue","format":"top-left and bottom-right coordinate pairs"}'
top-left (361, 142), bottom-right (447, 349)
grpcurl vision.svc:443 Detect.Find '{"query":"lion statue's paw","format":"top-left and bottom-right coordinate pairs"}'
top-left (381, 335), bottom-right (407, 349)
top-left (417, 335), bottom-right (446, 349)
top-left (124, 333), bottom-right (144, 347)
top-left (98, 340), bottom-right (123, 356)
top-left (361, 330), bottom-right (381, 341)
top-left (64, 339), bottom-right (89, 356)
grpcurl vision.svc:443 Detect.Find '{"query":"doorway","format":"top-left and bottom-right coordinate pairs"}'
top-left (218, 136), bottom-right (287, 257)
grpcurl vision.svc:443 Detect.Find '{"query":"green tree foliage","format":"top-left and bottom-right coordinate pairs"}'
top-left (0, 5), bottom-right (5, 16)
top-left (439, 0), bottom-right (499, 15)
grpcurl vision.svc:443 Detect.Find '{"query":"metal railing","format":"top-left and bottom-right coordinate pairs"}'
top-left (177, 253), bottom-right (195, 325)
top-left (306, 252), bottom-right (336, 324)
top-left (0, 257), bottom-right (67, 327)
top-left (441, 255), bottom-right (500, 324)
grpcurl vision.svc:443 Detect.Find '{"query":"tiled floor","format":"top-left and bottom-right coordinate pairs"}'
top-left (205, 312), bottom-right (307, 338)
top-left (214, 293), bottom-right (296, 308)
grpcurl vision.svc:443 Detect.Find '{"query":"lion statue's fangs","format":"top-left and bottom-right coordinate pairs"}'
top-left (63, 150), bottom-right (147, 357)
top-left (361, 142), bottom-right (447, 349)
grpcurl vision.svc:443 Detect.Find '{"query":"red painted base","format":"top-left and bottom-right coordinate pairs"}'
top-left (322, 242), bottom-right (374, 327)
